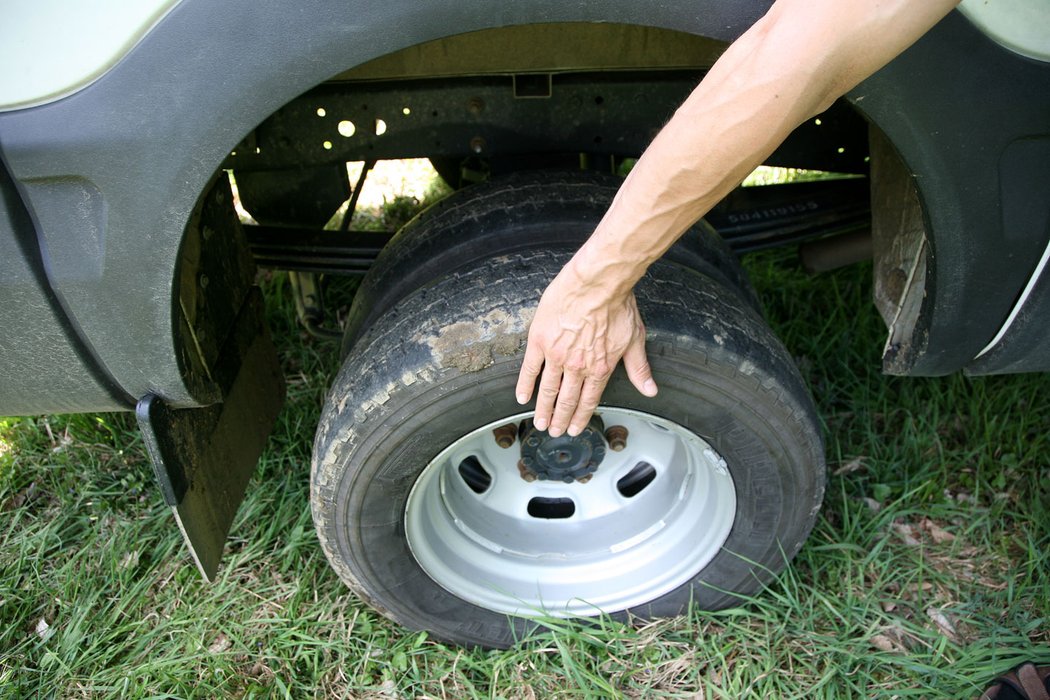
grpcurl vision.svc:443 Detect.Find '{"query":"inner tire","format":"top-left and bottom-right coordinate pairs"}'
top-left (312, 249), bottom-right (825, 648)
top-left (341, 170), bottom-right (758, 355)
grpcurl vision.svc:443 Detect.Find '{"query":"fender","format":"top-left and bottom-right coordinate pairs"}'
top-left (0, 0), bottom-right (773, 411)
top-left (850, 11), bottom-right (1050, 376)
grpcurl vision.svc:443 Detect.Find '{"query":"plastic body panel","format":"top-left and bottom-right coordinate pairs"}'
top-left (966, 136), bottom-right (1050, 374)
top-left (0, 1), bottom-right (1047, 417)
top-left (0, 157), bottom-right (133, 413)
top-left (851, 11), bottom-right (1050, 375)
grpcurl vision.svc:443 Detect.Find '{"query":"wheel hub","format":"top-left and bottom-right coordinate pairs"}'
top-left (519, 418), bottom-right (606, 483)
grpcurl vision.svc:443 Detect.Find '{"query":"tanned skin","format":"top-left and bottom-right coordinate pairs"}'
top-left (515, 0), bottom-right (961, 437)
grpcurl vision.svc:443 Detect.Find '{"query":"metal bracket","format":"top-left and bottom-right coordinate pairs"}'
top-left (137, 288), bottom-right (285, 581)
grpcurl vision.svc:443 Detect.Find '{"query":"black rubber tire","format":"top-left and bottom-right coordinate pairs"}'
top-left (341, 170), bottom-right (759, 355)
top-left (312, 249), bottom-right (825, 649)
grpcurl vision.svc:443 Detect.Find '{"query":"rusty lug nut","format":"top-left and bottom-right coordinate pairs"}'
top-left (517, 460), bottom-right (537, 483)
top-left (492, 423), bottom-right (518, 449)
top-left (605, 425), bottom-right (628, 451)
top-left (577, 474), bottom-right (593, 484)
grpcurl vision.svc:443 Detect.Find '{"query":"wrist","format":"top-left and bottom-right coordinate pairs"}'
top-left (561, 251), bottom-right (637, 301)
top-left (564, 236), bottom-right (648, 299)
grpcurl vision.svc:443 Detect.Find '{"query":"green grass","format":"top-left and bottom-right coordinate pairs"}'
top-left (2, 235), bottom-right (1048, 697)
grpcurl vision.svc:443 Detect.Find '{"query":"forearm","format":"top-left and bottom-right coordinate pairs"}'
top-left (518, 0), bottom-right (960, 436)
top-left (566, 0), bottom-right (960, 295)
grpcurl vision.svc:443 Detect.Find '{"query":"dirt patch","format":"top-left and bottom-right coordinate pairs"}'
top-left (424, 308), bottom-right (532, 372)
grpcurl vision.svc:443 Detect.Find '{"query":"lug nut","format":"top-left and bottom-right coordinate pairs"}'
top-left (492, 423), bottom-right (518, 449)
top-left (605, 425), bottom-right (628, 451)
top-left (517, 460), bottom-right (537, 483)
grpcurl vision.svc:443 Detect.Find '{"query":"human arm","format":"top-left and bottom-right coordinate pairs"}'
top-left (515, 0), bottom-right (961, 437)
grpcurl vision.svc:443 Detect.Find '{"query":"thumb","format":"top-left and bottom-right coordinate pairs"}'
top-left (622, 334), bottom-right (658, 397)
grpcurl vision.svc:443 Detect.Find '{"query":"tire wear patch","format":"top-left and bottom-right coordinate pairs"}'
top-left (422, 308), bottom-right (532, 372)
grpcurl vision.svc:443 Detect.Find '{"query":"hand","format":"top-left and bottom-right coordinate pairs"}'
top-left (515, 265), bottom-right (658, 437)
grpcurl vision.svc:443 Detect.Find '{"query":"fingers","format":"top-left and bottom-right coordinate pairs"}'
top-left (515, 339), bottom-right (546, 404)
top-left (527, 347), bottom-right (652, 437)
top-left (623, 334), bottom-right (658, 397)
top-left (567, 376), bottom-right (610, 437)
top-left (531, 362), bottom-right (564, 433)
top-left (546, 370), bottom-right (584, 437)
top-left (516, 288), bottom-right (654, 437)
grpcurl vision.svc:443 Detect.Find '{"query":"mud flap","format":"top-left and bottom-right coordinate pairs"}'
top-left (136, 288), bottom-right (285, 580)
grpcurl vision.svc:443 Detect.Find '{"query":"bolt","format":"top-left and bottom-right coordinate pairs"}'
top-left (605, 425), bottom-right (628, 451)
top-left (492, 423), bottom-right (517, 449)
top-left (470, 136), bottom-right (485, 154)
top-left (199, 274), bottom-right (209, 289)
top-left (517, 460), bottom-right (537, 483)
top-left (467, 97), bottom-right (485, 115)
top-left (577, 474), bottom-right (593, 484)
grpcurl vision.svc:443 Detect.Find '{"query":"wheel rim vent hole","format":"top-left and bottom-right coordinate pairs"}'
top-left (457, 456), bottom-right (491, 494)
top-left (616, 461), bottom-right (657, 498)
top-left (527, 497), bottom-right (575, 519)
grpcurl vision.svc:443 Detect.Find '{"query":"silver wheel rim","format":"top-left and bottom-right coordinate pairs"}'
top-left (404, 408), bottom-right (737, 617)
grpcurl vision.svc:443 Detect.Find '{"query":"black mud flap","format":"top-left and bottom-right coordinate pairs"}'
top-left (136, 288), bottom-right (285, 580)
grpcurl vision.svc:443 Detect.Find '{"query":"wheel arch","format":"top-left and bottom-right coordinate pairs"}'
top-left (0, 0), bottom-right (774, 411)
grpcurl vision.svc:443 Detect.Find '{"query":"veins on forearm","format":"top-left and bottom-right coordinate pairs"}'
top-left (569, 0), bottom-right (960, 294)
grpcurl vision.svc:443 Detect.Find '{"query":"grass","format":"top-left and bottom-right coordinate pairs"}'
top-left (2, 171), bottom-right (1049, 698)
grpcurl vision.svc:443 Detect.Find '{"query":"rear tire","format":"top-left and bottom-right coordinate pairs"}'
top-left (312, 247), bottom-right (824, 648)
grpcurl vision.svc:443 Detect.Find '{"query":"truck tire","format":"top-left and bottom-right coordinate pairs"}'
top-left (312, 248), bottom-right (825, 648)
top-left (341, 170), bottom-right (758, 355)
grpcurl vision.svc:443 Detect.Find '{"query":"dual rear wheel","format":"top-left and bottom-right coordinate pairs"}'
top-left (310, 172), bottom-right (825, 648)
